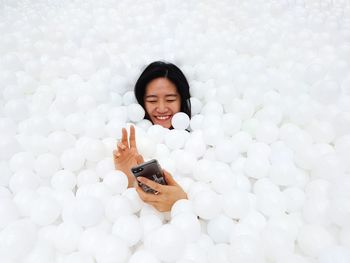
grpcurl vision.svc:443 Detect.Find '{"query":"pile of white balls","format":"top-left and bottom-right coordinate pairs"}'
top-left (1, 0), bottom-right (350, 262)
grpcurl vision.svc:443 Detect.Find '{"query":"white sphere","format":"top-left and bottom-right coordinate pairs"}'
top-left (9, 170), bottom-right (40, 194)
top-left (72, 196), bottom-right (104, 227)
top-left (318, 246), bottom-right (350, 263)
top-left (129, 249), bottom-right (160, 263)
top-left (172, 112), bottom-right (190, 130)
top-left (51, 170), bottom-right (76, 191)
top-left (222, 190), bottom-right (251, 219)
top-left (222, 113), bottom-right (242, 136)
top-left (105, 196), bottom-right (133, 221)
top-left (140, 214), bottom-right (163, 236)
top-left (0, 198), bottom-right (19, 229)
top-left (171, 212), bottom-right (201, 242)
top-left (64, 113), bottom-right (85, 135)
top-left (171, 199), bottom-right (194, 218)
top-left (229, 235), bottom-right (264, 263)
top-left (190, 97), bottom-right (202, 115)
top-left (207, 214), bottom-right (235, 243)
top-left (9, 152), bottom-right (35, 172)
top-left (122, 187), bottom-right (143, 213)
top-left (82, 138), bottom-right (106, 162)
top-left (30, 196), bottom-right (61, 226)
top-left (297, 225), bottom-right (336, 257)
top-left (255, 122), bottom-right (279, 144)
top-left (244, 156), bottom-right (270, 179)
top-left (193, 190), bottom-right (222, 220)
top-left (127, 103), bottom-right (145, 122)
top-left (84, 118), bottom-right (105, 139)
top-left (77, 169), bottom-right (99, 187)
top-left (95, 235), bottom-right (130, 263)
top-left (283, 187), bottom-right (306, 213)
top-left (54, 222), bottom-right (83, 254)
top-left (48, 131), bottom-right (76, 154)
top-left (34, 153), bottom-right (60, 178)
top-left (13, 189), bottom-right (37, 217)
top-left (214, 140), bottom-right (238, 163)
top-left (103, 170), bottom-right (128, 194)
top-left (60, 149), bottom-right (85, 172)
top-left (145, 224), bottom-right (186, 262)
top-left (112, 215), bottom-right (142, 246)
top-left (164, 130), bottom-right (188, 149)
top-left (0, 219), bottom-right (37, 261)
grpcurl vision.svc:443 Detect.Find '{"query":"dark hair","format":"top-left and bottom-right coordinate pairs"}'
top-left (134, 61), bottom-right (191, 121)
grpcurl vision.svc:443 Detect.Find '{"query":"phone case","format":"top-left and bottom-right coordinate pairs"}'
top-left (131, 159), bottom-right (166, 194)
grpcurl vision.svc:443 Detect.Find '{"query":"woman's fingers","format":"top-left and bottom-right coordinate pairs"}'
top-left (163, 169), bottom-right (179, 186)
top-left (137, 177), bottom-right (164, 193)
top-left (117, 142), bottom-right (127, 151)
top-left (121, 128), bottom-right (128, 147)
top-left (136, 154), bottom-right (144, 165)
top-left (129, 125), bottom-right (137, 149)
top-left (135, 184), bottom-right (159, 202)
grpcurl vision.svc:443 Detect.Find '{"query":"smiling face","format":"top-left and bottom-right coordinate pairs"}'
top-left (144, 77), bottom-right (181, 128)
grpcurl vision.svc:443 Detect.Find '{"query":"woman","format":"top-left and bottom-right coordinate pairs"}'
top-left (113, 61), bottom-right (191, 212)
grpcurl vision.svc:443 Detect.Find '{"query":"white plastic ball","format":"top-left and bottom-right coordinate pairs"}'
top-left (34, 153), bottom-right (60, 178)
top-left (297, 225), bottom-right (336, 257)
top-left (103, 170), bottom-right (128, 194)
top-left (129, 249), bottom-right (160, 263)
top-left (171, 199), bottom-right (194, 218)
top-left (140, 214), bottom-right (163, 237)
top-left (222, 190), bottom-right (251, 219)
top-left (105, 196), bottom-right (133, 221)
top-left (172, 112), bottom-right (190, 130)
top-left (60, 149), bottom-right (85, 172)
top-left (9, 152), bottom-right (35, 172)
top-left (214, 140), bottom-right (238, 163)
top-left (95, 234), bottom-right (130, 263)
top-left (77, 169), bottom-right (99, 187)
top-left (145, 224), bottom-right (186, 262)
top-left (0, 198), bottom-right (19, 229)
top-left (54, 222), bottom-right (83, 254)
top-left (127, 103), bottom-right (145, 122)
top-left (9, 170), bottom-right (40, 194)
top-left (0, 219), bottom-right (37, 261)
top-left (193, 190), bottom-right (222, 220)
top-left (112, 215), bottom-right (142, 246)
top-left (48, 131), bottom-right (76, 154)
top-left (50, 169), bottom-right (76, 191)
top-left (171, 212), bottom-right (201, 242)
top-left (72, 196), bottom-right (104, 227)
top-left (207, 214), bottom-right (235, 243)
top-left (30, 196), bottom-right (61, 226)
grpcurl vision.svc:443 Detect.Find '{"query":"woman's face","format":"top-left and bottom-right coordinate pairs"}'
top-left (144, 77), bottom-right (181, 128)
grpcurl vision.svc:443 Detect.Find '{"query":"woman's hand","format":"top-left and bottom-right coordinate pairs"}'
top-left (135, 169), bottom-right (188, 212)
top-left (113, 125), bottom-right (144, 188)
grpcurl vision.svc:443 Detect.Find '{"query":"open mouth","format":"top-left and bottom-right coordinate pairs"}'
top-left (155, 115), bottom-right (171, 121)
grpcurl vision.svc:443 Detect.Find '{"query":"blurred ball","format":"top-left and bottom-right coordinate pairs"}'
top-left (112, 215), bottom-right (142, 246)
top-left (172, 112), bottom-right (190, 130)
top-left (145, 224), bottom-right (186, 262)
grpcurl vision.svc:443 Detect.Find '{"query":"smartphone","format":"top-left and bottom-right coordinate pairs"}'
top-left (131, 159), bottom-right (167, 194)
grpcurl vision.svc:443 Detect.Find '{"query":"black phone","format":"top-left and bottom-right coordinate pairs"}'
top-left (131, 159), bottom-right (167, 194)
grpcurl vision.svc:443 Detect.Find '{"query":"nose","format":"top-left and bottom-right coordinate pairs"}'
top-left (156, 100), bottom-right (167, 113)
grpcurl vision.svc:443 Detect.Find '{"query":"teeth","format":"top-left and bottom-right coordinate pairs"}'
top-left (156, 116), bottom-right (170, 120)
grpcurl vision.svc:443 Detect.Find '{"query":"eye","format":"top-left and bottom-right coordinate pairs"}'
top-left (166, 99), bottom-right (176, 103)
top-left (146, 100), bottom-right (157, 103)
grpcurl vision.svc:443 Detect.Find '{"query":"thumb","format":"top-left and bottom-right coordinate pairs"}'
top-left (136, 154), bottom-right (144, 165)
top-left (163, 169), bottom-right (178, 186)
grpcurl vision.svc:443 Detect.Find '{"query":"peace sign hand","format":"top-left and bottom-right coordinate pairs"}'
top-left (113, 125), bottom-right (144, 187)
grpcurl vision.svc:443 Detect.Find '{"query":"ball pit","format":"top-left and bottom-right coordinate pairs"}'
top-left (1, 0), bottom-right (350, 262)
